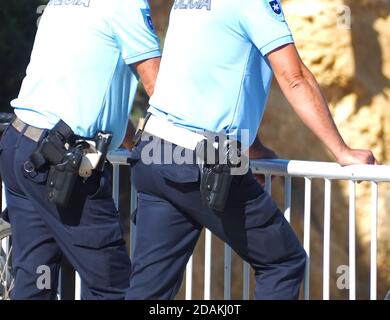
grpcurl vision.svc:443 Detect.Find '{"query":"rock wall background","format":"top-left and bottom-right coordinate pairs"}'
top-left (148, 0), bottom-right (390, 299)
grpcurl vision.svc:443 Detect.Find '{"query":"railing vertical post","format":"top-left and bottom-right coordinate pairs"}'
top-left (112, 164), bottom-right (120, 210)
top-left (370, 182), bottom-right (378, 300)
top-left (323, 179), bottom-right (332, 300)
top-left (264, 175), bottom-right (272, 196)
top-left (1, 182), bottom-right (5, 211)
top-left (1, 183), bottom-right (6, 253)
top-left (243, 262), bottom-right (250, 300)
top-left (1, 182), bottom-right (11, 296)
top-left (284, 177), bottom-right (292, 223)
top-left (204, 230), bottom-right (212, 300)
top-left (75, 273), bottom-right (81, 300)
top-left (349, 181), bottom-right (356, 300)
top-left (130, 185), bottom-right (137, 260)
top-left (303, 177), bottom-right (312, 300)
top-left (185, 256), bottom-right (193, 300)
top-left (224, 244), bottom-right (232, 300)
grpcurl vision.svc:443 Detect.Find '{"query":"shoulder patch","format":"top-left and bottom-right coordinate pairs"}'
top-left (263, 0), bottom-right (286, 22)
top-left (141, 8), bottom-right (155, 33)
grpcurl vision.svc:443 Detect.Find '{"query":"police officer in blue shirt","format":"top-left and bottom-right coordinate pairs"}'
top-left (126, 0), bottom-right (377, 299)
top-left (0, 0), bottom-right (160, 299)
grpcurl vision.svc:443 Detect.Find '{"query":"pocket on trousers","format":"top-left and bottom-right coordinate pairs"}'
top-left (244, 191), bottom-right (279, 229)
top-left (71, 223), bottom-right (123, 249)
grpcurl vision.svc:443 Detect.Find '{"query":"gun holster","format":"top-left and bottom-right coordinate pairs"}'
top-left (28, 120), bottom-right (112, 208)
top-left (47, 147), bottom-right (83, 207)
top-left (27, 121), bottom-right (80, 207)
top-left (199, 163), bottom-right (233, 212)
top-left (196, 137), bottom-right (241, 212)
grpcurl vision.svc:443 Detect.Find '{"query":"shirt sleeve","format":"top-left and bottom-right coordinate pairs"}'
top-left (110, 0), bottom-right (161, 65)
top-left (240, 0), bottom-right (294, 56)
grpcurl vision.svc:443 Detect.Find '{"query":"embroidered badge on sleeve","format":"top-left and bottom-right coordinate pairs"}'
top-left (264, 0), bottom-right (286, 22)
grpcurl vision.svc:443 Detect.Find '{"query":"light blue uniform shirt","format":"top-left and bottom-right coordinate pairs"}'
top-left (149, 0), bottom-right (293, 147)
top-left (12, 0), bottom-right (160, 150)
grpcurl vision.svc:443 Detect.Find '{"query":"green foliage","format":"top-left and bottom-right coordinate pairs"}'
top-left (0, 0), bottom-right (48, 112)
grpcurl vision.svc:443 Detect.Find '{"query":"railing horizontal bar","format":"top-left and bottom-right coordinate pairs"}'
top-left (107, 149), bottom-right (133, 166)
top-left (108, 151), bottom-right (389, 181)
top-left (251, 160), bottom-right (390, 181)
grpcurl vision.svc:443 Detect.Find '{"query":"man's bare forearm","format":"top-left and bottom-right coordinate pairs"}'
top-left (121, 56), bottom-right (161, 150)
top-left (282, 64), bottom-right (348, 159)
top-left (134, 57), bottom-right (161, 97)
top-left (268, 44), bottom-right (348, 160)
top-left (268, 43), bottom-right (376, 165)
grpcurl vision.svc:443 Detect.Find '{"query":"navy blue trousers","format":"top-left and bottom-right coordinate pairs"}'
top-left (126, 138), bottom-right (306, 300)
top-left (0, 124), bottom-right (131, 300)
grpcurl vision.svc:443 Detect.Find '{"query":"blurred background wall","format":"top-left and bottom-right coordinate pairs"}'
top-left (0, 0), bottom-right (389, 299)
top-left (0, 0), bottom-right (47, 113)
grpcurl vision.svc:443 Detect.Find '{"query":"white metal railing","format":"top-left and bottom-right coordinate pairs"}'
top-left (2, 151), bottom-right (390, 300)
top-left (108, 151), bottom-right (390, 300)
top-left (250, 159), bottom-right (389, 300)
top-left (1, 185), bottom-right (9, 256)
